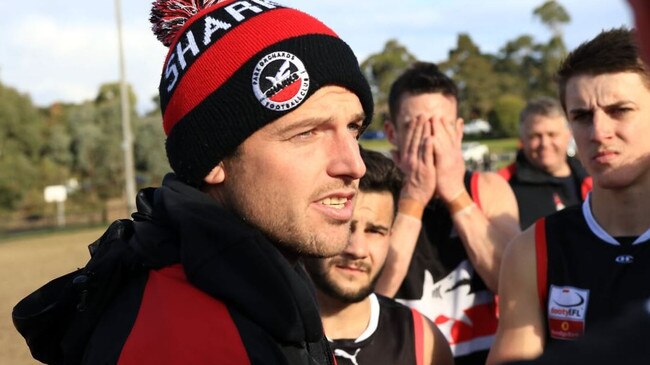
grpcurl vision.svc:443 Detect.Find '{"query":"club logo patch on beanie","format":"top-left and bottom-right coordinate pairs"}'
top-left (252, 51), bottom-right (310, 111)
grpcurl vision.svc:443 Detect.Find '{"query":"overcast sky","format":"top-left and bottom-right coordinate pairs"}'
top-left (0, 0), bottom-right (633, 114)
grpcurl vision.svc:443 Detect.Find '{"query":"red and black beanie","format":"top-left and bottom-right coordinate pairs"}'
top-left (150, 0), bottom-right (373, 186)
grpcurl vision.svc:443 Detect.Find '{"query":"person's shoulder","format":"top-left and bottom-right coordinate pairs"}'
top-left (544, 203), bottom-right (583, 224)
top-left (498, 162), bottom-right (517, 181)
top-left (500, 223), bottom-right (538, 284)
top-left (373, 295), bottom-right (454, 365)
top-left (508, 223), bottom-right (537, 252)
top-left (375, 293), bottom-right (411, 310)
top-left (475, 170), bottom-right (519, 213)
top-left (477, 170), bottom-right (511, 186)
top-left (375, 293), bottom-right (427, 320)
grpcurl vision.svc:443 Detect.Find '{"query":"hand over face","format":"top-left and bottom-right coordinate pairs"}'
top-left (431, 116), bottom-right (466, 203)
top-left (391, 115), bottom-right (436, 205)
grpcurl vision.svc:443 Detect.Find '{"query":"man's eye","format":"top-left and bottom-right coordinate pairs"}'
top-left (367, 229), bottom-right (386, 236)
top-left (293, 129), bottom-right (315, 140)
top-left (610, 107), bottom-right (632, 118)
top-left (348, 122), bottom-right (363, 137)
top-left (571, 113), bottom-right (591, 123)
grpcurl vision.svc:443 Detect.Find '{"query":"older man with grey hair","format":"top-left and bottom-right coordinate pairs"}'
top-left (498, 96), bottom-right (592, 229)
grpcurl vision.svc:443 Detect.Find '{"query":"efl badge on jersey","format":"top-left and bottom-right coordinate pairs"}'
top-left (547, 285), bottom-right (589, 340)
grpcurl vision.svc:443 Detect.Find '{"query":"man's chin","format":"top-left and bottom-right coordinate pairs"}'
top-left (331, 285), bottom-right (373, 304)
top-left (273, 231), bottom-right (348, 259)
top-left (301, 236), bottom-right (348, 258)
top-left (310, 224), bottom-right (351, 256)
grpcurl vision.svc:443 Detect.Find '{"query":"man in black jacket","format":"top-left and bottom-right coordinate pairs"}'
top-left (12, 1), bottom-right (373, 364)
top-left (498, 97), bottom-right (592, 229)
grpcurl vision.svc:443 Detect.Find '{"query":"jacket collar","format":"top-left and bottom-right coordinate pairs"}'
top-left (514, 149), bottom-right (588, 184)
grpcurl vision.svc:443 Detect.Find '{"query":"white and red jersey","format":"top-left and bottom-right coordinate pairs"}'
top-left (395, 171), bottom-right (497, 365)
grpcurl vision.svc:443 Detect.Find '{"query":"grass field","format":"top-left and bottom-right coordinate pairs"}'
top-left (480, 137), bottom-right (520, 154)
top-left (360, 137), bottom-right (519, 154)
top-left (360, 137), bottom-right (519, 171)
top-left (0, 227), bottom-right (105, 365)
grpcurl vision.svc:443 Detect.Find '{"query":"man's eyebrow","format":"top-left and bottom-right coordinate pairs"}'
top-left (274, 112), bottom-right (366, 135)
top-left (351, 112), bottom-right (366, 123)
top-left (568, 107), bottom-right (591, 115)
top-left (272, 117), bottom-right (332, 136)
top-left (603, 100), bottom-right (636, 109)
top-left (569, 101), bottom-right (635, 115)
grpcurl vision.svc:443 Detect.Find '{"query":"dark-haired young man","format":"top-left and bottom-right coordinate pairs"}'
top-left (376, 62), bottom-right (520, 365)
top-left (304, 149), bottom-right (453, 365)
top-left (499, 96), bottom-right (592, 229)
top-left (488, 28), bottom-right (650, 364)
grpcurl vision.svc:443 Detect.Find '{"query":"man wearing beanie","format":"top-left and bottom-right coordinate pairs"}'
top-left (12, 1), bottom-right (373, 364)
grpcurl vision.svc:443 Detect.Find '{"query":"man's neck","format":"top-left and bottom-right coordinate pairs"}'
top-left (318, 292), bottom-right (372, 340)
top-left (547, 161), bottom-right (572, 177)
top-left (590, 184), bottom-right (650, 236)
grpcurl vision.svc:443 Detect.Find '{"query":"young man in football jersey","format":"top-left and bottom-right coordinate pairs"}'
top-left (304, 149), bottom-right (453, 365)
top-left (375, 61), bottom-right (520, 365)
top-left (488, 27), bottom-right (650, 364)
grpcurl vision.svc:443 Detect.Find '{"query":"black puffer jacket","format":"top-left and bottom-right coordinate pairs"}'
top-left (499, 150), bottom-right (592, 229)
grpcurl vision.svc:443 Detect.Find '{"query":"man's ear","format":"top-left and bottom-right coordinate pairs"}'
top-left (204, 162), bottom-right (226, 185)
top-left (384, 120), bottom-right (397, 145)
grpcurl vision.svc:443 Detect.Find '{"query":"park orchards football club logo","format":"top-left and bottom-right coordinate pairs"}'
top-left (252, 51), bottom-right (310, 111)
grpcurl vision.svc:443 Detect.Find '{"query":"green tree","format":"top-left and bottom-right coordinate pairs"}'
top-left (534, 35), bottom-right (566, 97)
top-left (531, 1), bottom-right (570, 96)
top-left (67, 82), bottom-right (138, 200)
top-left (360, 39), bottom-right (417, 130)
top-left (494, 35), bottom-right (538, 98)
top-left (533, 0), bottom-right (571, 38)
top-left (134, 95), bottom-right (169, 186)
top-left (488, 94), bottom-right (526, 137)
top-left (0, 81), bottom-right (45, 212)
top-left (440, 33), bottom-right (500, 119)
top-left (41, 104), bottom-right (73, 167)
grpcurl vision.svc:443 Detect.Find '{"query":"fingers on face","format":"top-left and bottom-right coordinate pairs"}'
top-left (405, 115), bottom-right (424, 159)
top-left (412, 116), bottom-right (426, 151)
top-left (403, 115), bottom-right (447, 166)
top-left (435, 115), bottom-right (453, 137)
top-left (401, 116), bottom-right (415, 160)
top-left (420, 119), bottom-right (434, 163)
top-left (431, 115), bottom-right (461, 150)
top-left (422, 134), bottom-right (435, 166)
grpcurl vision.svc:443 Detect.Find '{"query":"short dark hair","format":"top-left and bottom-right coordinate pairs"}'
top-left (359, 148), bottom-right (403, 213)
top-left (557, 28), bottom-right (648, 112)
top-left (387, 62), bottom-right (458, 121)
